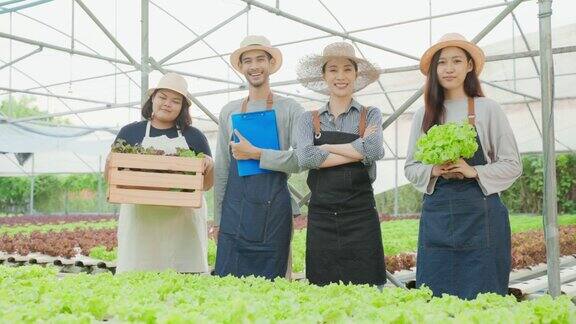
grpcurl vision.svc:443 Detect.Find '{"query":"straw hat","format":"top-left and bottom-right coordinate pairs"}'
top-left (146, 72), bottom-right (191, 105)
top-left (419, 33), bottom-right (485, 76)
top-left (296, 42), bottom-right (380, 95)
top-left (230, 35), bottom-right (283, 74)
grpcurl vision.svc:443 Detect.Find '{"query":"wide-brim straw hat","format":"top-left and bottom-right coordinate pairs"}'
top-left (146, 72), bottom-right (191, 105)
top-left (420, 33), bottom-right (485, 76)
top-left (230, 35), bottom-right (283, 74)
top-left (296, 42), bottom-right (380, 95)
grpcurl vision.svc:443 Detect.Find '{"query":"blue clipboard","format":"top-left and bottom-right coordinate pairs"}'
top-left (231, 109), bottom-right (280, 176)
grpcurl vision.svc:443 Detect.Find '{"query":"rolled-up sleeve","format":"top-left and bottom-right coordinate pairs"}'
top-left (474, 104), bottom-right (522, 195)
top-left (295, 111), bottom-right (329, 169)
top-left (350, 106), bottom-right (385, 164)
top-left (404, 108), bottom-right (436, 194)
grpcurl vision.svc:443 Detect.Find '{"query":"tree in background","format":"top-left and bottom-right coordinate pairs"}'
top-left (0, 96), bottom-right (69, 124)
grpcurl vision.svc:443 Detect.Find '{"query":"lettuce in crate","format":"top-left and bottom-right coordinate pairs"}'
top-left (414, 121), bottom-right (478, 165)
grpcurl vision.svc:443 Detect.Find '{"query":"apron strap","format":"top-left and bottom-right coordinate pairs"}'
top-left (241, 92), bottom-right (273, 113)
top-left (358, 106), bottom-right (367, 137)
top-left (146, 120), bottom-right (183, 137)
top-left (312, 110), bottom-right (322, 139)
top-left (312, 105), bottom-right (369, 138)
top-left (467, 97), bottom-right (476, 125)
top-left (145, 121), bottom-right (152, 138)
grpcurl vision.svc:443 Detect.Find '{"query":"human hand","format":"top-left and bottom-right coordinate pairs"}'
top-left (230, 130), bottom-right (262, 160)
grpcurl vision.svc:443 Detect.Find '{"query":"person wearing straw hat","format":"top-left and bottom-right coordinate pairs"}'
top-left (295, 42), bottom-right (386, 287)
top-left (405, 33), bottom-right (522, 299)
top-left (213, 35), bottom-right (304, 280)
top-left (112, 72), bottom-right (214, 273)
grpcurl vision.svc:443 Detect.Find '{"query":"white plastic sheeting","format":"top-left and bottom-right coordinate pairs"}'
top-left (0, 1), bottom-right (574, 195)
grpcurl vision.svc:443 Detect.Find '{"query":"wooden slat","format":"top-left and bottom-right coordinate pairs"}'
top-left (108, 187), bottom-right (202, 208)
top-left (109, 169), bottom-right (203, 190)
top-left (108, 153), bottom-right (203, 172)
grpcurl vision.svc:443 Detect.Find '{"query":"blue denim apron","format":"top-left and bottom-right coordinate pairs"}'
top-left (214, 94), bottom-right (292, 280)
top-left (416, 103), bottom-right (511, 299)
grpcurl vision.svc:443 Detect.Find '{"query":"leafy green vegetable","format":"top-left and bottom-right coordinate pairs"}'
top-left (111, 140), bottom-right (204, 160)
top-left (88, 246), bottom-right (117, 261)
top-left (1, 265), bottom-right (575, 323)
top-left (111, 139), bottom-right (165, 155)
top-left (414, 121), bottom-right (478, 165)
top-left (175, 147), bottom-right (205, 158)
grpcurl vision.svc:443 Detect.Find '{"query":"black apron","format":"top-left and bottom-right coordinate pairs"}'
top-left (215, 93), bottom-right (292, 280)
top-left (416, 97), bottom-right (511, 299)
top-left (305, 107), bottom-right (386, 286)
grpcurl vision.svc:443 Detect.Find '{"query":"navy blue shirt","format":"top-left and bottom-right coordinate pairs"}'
top-left (115, 121), bottom-right (211, 156)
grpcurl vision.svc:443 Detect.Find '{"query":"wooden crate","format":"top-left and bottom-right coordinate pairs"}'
top-left (106, 152), bottom-right (204, 208)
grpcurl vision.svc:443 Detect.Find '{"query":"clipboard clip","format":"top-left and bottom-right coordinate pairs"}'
top-left (314, 132), bottom-right (322, 139)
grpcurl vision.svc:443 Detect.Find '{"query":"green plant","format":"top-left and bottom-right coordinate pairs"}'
top-left (1, 265), bottom-right (575, 322)
top-left (414, 121), bottom-right (478, 165)
top-left (501, 153), bottom-right (576, 214)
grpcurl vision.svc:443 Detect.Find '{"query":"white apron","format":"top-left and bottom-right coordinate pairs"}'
top-left (116, 121), bottom-right (209, 274)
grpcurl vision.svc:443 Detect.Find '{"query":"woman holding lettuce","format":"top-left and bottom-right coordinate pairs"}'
top-left (404, 33), bottom-right (522, 299)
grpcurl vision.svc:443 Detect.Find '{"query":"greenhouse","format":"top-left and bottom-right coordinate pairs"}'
top-left (1, 0), bottom-right (575, 322)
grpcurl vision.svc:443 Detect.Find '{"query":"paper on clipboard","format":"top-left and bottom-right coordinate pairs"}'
top-left (231, 109), bottom-right (280, 176)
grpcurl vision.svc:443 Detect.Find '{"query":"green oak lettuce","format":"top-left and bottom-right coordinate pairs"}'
top-left (414, 121), bottom-right (478, 165)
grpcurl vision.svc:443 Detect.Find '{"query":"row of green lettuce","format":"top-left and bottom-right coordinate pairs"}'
top-left (1, 265), bottom-right (574, 323)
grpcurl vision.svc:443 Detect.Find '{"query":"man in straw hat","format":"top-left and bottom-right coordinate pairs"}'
top-left (213, 35), bottom-right (304, 280)
top-left (294, 42), bottom-right (387, 287)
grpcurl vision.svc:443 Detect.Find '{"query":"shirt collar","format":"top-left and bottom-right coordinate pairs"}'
top-left (318, 99), bottom-right (362, 116)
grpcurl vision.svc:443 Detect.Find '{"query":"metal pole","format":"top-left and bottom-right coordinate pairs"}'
top-left (0, 31), bottom-right (134, 66)
top-left (6, 101), bottom-right (140, 123)
top-left (394, 120), bottom-right (399, 217)
top-left (0, 86), bottom-right (113, 105)
top-left (240, 0), bottom-right (419, 61)
top-left (428, 0), bottom-right (432, 46)
top-left (507, 0), bottom-right (540, 75)
top-left (15, 10), bottom-right (140, 89)
top-left (480, 80), bottom-right (540, 101)
top-left (74, 0), bottom-right (138, 65)
top-left (0, 59), bottom-right (103, 137)
top-left (0, 46), bottom-right (42, 71)
top-left (149, 0), bottom-right (244, 82)
top-left (12, 45), bottom-right (575, 98)
top-left (97, 155), bottom-right (103, 213)
top-left (157, 6), bottom-right (250, 65)
top-left (141, 0), bottom-right (149, 105)
top-left (29, 154), bottom-right (34, 215)
top-left (538, 0), bottom-right (560, 298)
top-left (0, 0), bottom-right (54, 14)
top-left (165, 2), bottom-right (518, 68)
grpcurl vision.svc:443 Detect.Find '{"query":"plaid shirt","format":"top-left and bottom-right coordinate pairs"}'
top-left (296, 99), bottom-right (385, 182)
